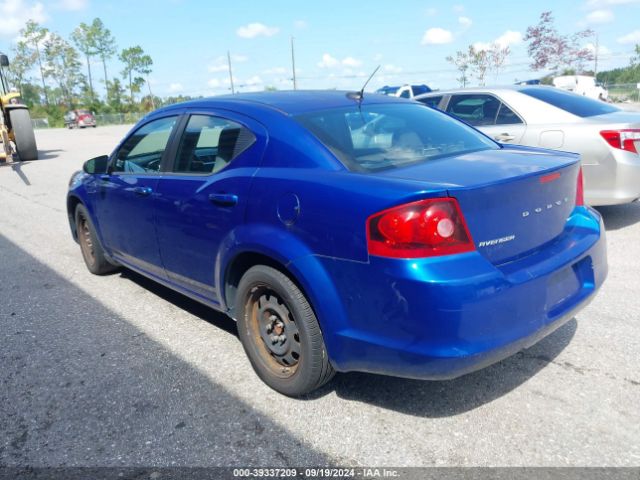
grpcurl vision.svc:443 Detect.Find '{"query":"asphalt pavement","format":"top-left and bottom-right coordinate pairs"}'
top-left (0, 125), bottom-right (639, 467)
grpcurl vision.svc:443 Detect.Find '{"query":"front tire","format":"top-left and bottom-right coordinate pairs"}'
top-left (8, 109), bottom-right (38, 161)
top-left (75, 204), bottom-right (118, 275)
top-left (236, 265), bottom-right (335, 396)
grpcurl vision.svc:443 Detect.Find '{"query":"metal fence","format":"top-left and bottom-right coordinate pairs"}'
top-left (605, 83), bottom-right (640, 102)
top-left (31, 118), bottom-right (50, 129)
top-left (31, 112), bottom-right (145, 129)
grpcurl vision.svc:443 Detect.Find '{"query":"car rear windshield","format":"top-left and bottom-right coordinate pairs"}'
top-left (520, 87), bottom-right (619, 117)
top-left (295, 103), bottom-right (498, 172)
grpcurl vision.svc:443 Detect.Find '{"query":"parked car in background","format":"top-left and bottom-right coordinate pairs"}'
top-left (375, 84), bottom-right (431, 99)
top-left (64, 109), bottom-right (97, 129)
top-left (67, 91), bottom-right (606, 396)
top-left (416, 86), bottom-right (640, 205)
top-left (553, 75), bottom-right (608, 101)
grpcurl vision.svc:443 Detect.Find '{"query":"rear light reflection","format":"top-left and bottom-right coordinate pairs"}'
top-left (600, 129), bottom-right (640, 154)
top-left (367, 198), bottom-right (475, 258)
top-left (576, 167), bottom-right (584, 207)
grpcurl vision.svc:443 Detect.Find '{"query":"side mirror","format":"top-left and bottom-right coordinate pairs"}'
top-left (83, 155), bottom-right (109, 174)
top-left (0, 54), bottom-right (9, 67)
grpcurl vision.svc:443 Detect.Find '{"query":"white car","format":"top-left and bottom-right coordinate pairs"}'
top-left (416, 86), bottom-right (640, 206)
top-left (553, 75), bottom-right (608, 101)
top-left (375, 84), bottom-right (431, 99)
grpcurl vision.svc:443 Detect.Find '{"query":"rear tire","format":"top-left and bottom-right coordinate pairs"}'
top-left (8, 108), bottom-right (38, 161)
top-left (236, 265), bottom-right (335, 396)
top-left (75, 204), bottom-right (118, 275)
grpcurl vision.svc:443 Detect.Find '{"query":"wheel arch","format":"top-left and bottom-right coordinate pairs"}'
top-left (219, 228), bottom-right (350, 364)
top-left (67, 194), bottom-right (83, 241)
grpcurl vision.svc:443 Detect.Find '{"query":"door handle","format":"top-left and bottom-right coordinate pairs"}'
top-left (133, 186), bottom-right (153, 197)
top-left (209, 193), bottom-right (238, 207)
top-left (494, 133), bottom-right (516, 142)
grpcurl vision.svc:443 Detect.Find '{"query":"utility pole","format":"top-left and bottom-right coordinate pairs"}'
top-left (291, 36), bottom-right (297, 90)
top-left (594, 34), bottom-right (599, 76)
top-left (227, 50), bottom-right (235, 94)
top-left (146, 74), bottom-right (155, 110)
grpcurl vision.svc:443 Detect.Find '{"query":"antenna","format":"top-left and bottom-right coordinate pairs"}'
top-left (227, 50), bottom-right (235, 94)
top-left (358, 65), bottom-right (380, 101)
top-left (291, 36), bottom-right (297, 90)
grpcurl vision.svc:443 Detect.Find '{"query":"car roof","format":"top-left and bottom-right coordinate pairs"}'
top-left (415, 85), bottom-right (555, 98)
top-left (159, 90), bottom-right (406, 117)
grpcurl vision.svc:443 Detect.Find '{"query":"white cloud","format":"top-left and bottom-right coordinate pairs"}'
top-left (263, 66), bottom-right (287, 75)
top-left (453, 4), bottom-right (465, 12)
top-left (373, 53), bottom-right (383, 61)
top-left (208, 64), bottom-right (228, 73)
top-left (317, 53), bottom-right (339, 68)
top-left (57, 0), bottom-right (86, 10)
top-left (342, 56), bottom-right (362, 68)
top-left (208, 78), bottom-right (231, 91)
top-left (425, 7), bottom-right (437, 16)
top-left (585, 42), bottom-right (612, 55)
top-left (294, 19), bottom-right (307, 29)
top-left (244, 75), bottom-right (262, 86)
top-left (584, 9), bottom-right (614, 23)
top-left (207, 54), bottom-right (246, 73)
top-left (586, 0), bottom-right (639, 6)
top-left (383, 64), bottom-right (403, 74)
top-left (494, 30), bottom-right (522, 48)
top-left (473, 30), bottom-right (522, 52)
top-left (236, 22), bottom-right (279, 39)
top-left (168, 83), bottom-right (184, 93)
top-left (240, 75), bottom-right (263, 92)
top-left (1, 0), bottom-right (46, 38)
top-left (617, 29), bottom-right (640, 44)
top-left (421, 27), bottom-right (453, 45)
top-left (458, 16), bottom-right (472, 28)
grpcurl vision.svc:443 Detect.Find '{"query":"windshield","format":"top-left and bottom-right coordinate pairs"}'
top-left (295, 103), bottom-right (498, 172)
top-left (520, 87), bottom-right (619, 117)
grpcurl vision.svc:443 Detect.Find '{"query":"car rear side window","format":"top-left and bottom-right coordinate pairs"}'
top-left (295, 103), bottom-right (497, 172)
top-left (113, 116), bottom-right (177, 174)
top-left (496, 103), bottom-right (523, 125)
top-left (172, 115), bottom-right (256, 174)
top-left (520, 87), bottom-right (619, 117)
top-left (446, 94), bottom-right (501, 126)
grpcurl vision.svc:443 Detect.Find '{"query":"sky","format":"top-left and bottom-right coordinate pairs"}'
top-left (1, 0), bottom-right (639, 98)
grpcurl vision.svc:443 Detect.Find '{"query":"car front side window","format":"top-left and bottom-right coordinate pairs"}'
top-left (172, 115), bottom-right (256, 174)
top-left (112, 116), bottom-right (177, 174)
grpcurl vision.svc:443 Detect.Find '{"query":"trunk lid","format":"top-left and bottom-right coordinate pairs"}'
top-left (378, 146), bottom-right (580, 264)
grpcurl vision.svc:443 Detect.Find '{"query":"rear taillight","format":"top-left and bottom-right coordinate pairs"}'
top-left (576, 167), bottom-right (584, 207)
top-left (367, 198), bottom-right (475, 258)
top-left (600, 129), bottom-right (640, 154)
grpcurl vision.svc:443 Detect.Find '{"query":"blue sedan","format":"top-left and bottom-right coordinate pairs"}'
top-left (67, 91), bottom-right (607, 396)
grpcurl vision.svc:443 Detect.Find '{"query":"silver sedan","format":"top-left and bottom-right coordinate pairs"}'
top-left (416, 86), bottom-right (640, 206)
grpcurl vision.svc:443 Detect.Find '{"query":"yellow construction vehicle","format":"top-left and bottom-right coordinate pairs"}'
top-left (0, 53), bottom-right (38, 162)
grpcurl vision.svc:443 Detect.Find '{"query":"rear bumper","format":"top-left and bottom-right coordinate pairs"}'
top-left (310, 207), bottom-right (607, 380)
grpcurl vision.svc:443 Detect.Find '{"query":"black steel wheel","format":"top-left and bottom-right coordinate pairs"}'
top-left (236, 265), bottom-right (335, 396)
top-left (75, 204), bottom-right (118, 275)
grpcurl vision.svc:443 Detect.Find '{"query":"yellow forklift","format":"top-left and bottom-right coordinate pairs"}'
top-left (0, 52), bottom-right (38, 162)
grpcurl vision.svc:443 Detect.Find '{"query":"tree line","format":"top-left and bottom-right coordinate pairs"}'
top-left (445, 11), bottom-right (639, 88)
top-left (4, 18), bottom-right (186, 126)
